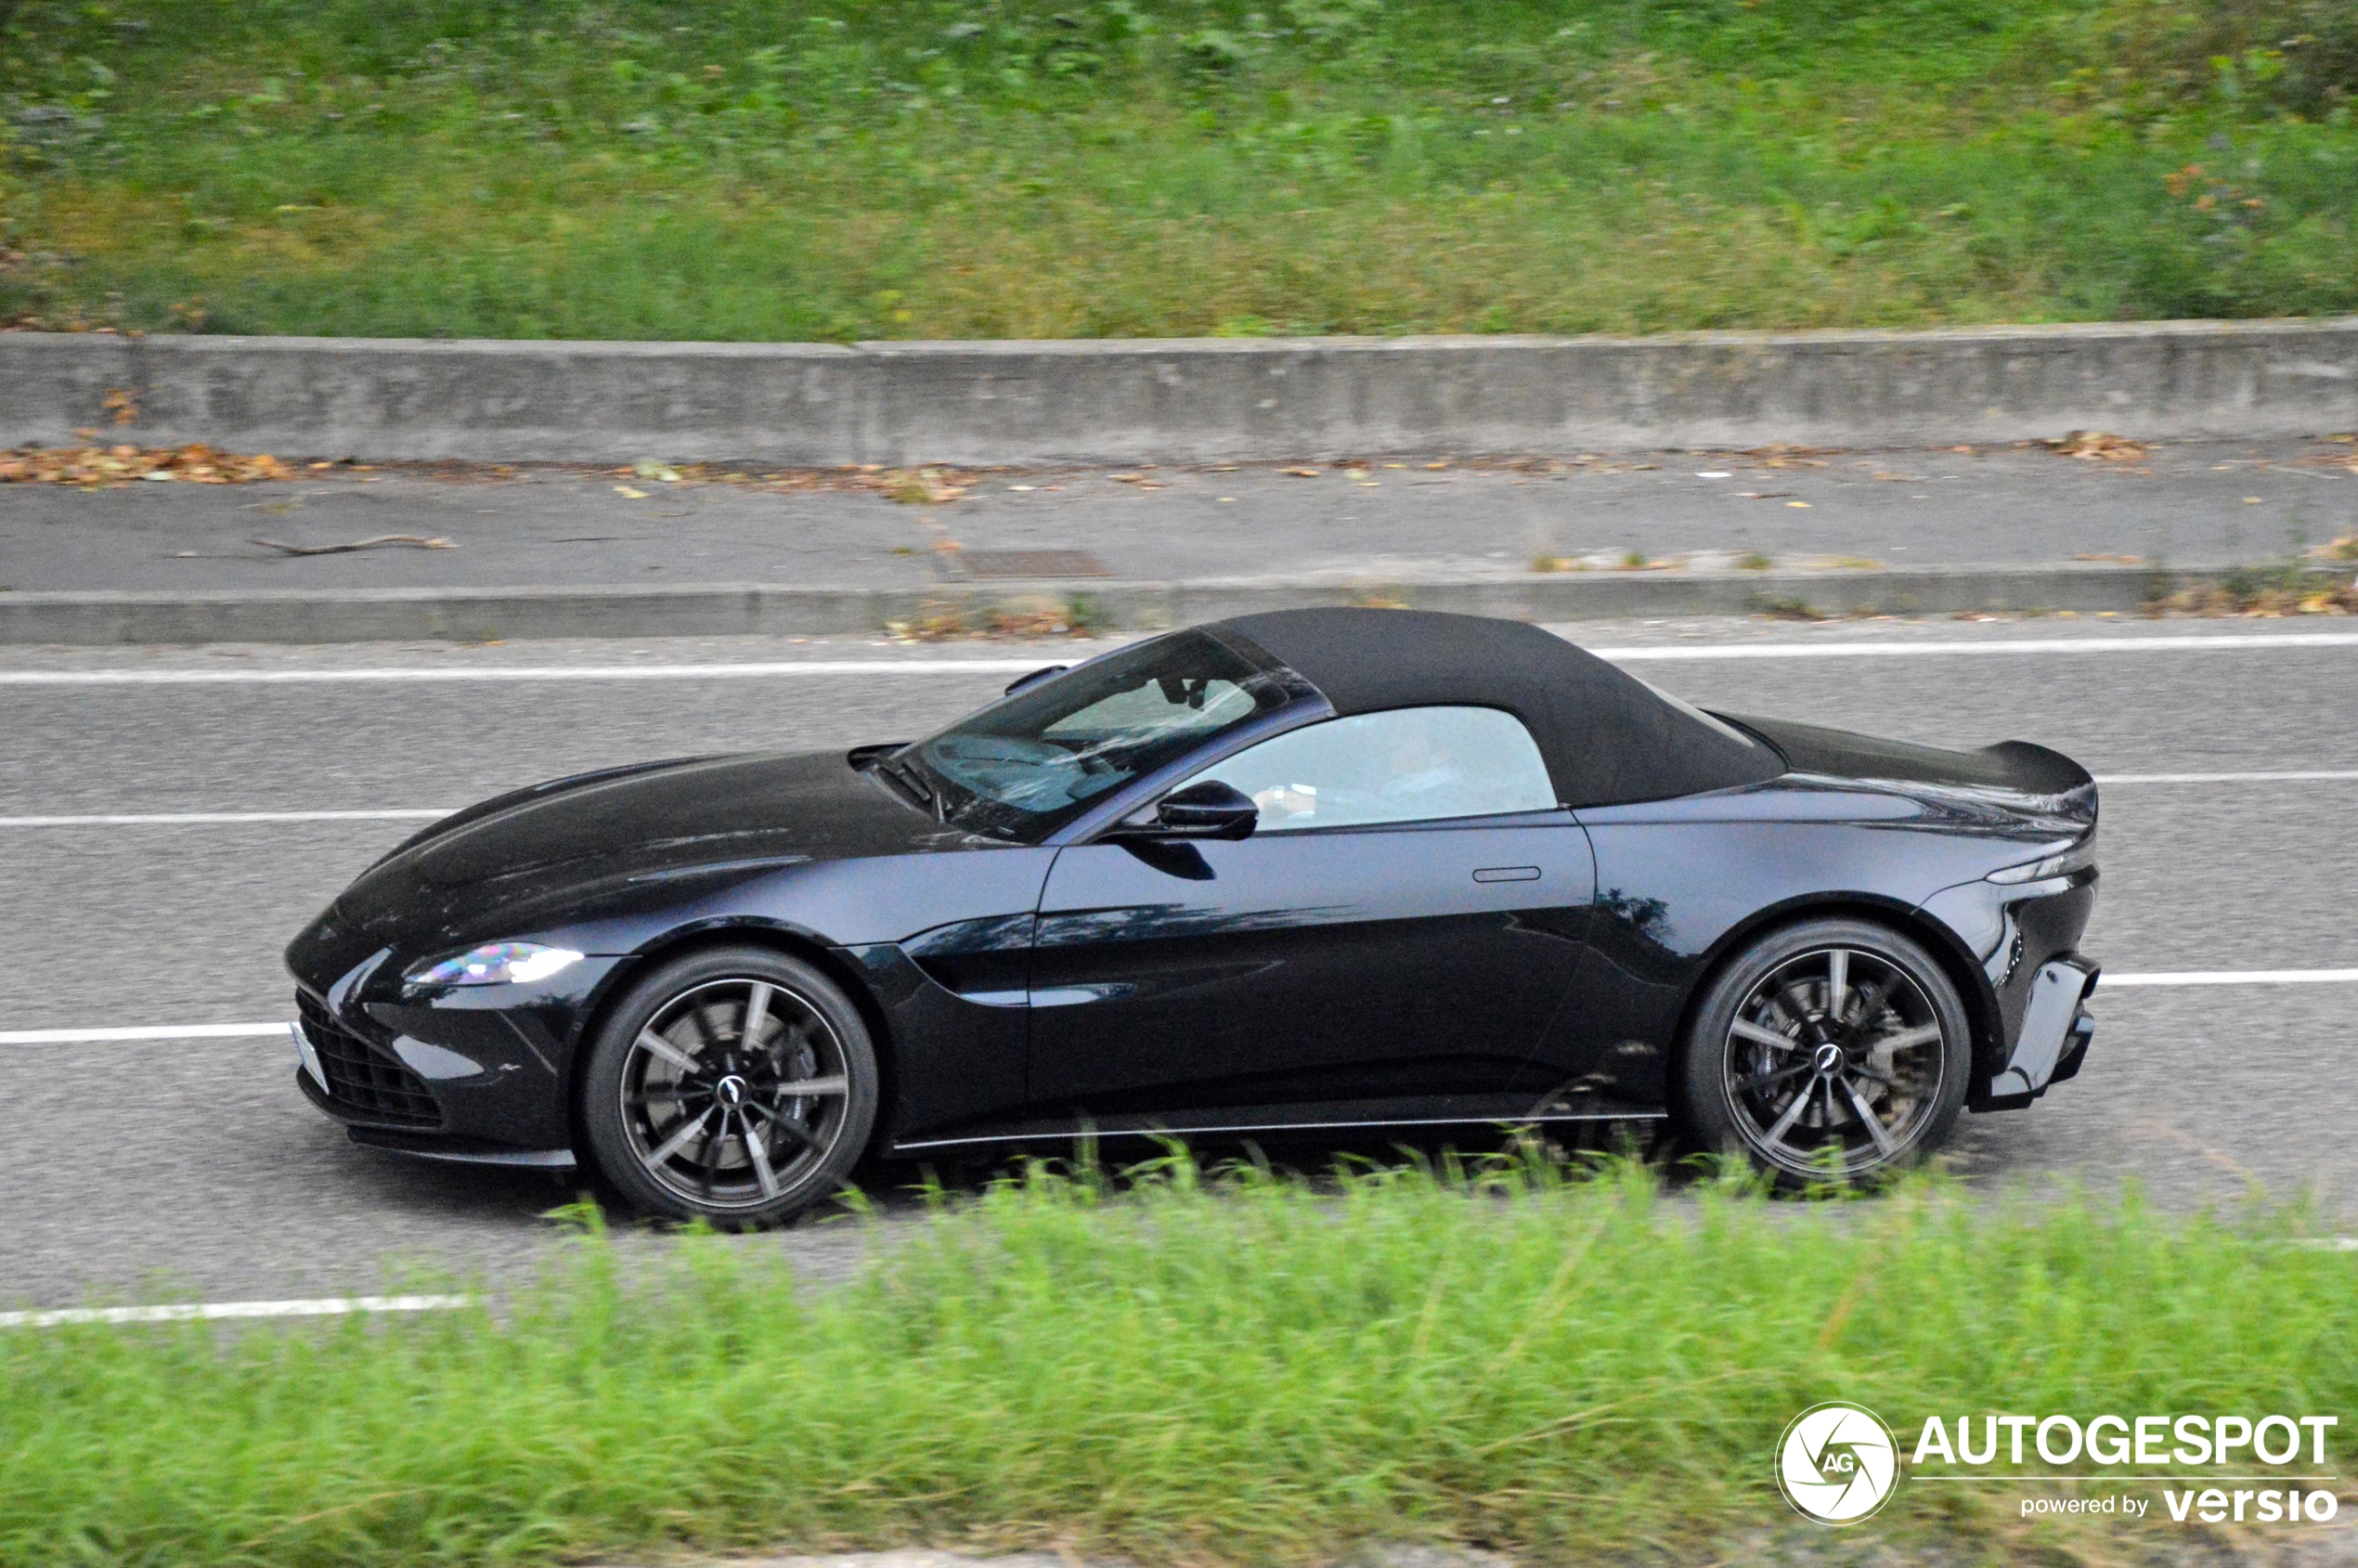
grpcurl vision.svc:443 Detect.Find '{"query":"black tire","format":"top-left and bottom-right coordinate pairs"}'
top-left (579, 945), bottom-right (879, 1227)
top-left (1677, 917), bottom-right (1970, 1186)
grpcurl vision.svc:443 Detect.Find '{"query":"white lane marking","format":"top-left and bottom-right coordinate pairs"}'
top-left (7, 968), bottom-right (2358, 1048)
top-left (0, 1022), bottom-right (292, 1044)
top-left (1599, 633), bottom-right (2358, 662)
top-left (0, 632), bottom-right (2352, 685)
top-left (0, 1294), bottom-right (470, 1329)
top-left (0, 660), bottom-right (1046, 685)
top-left (0, 810), bottom-right (454, 827)
top-left (2090, 771), bottom-right (2358, 785)
top-left (2101, 969), bottom-right (2358, 988)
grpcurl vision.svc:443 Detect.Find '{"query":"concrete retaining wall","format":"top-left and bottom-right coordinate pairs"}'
top-left (6, 320), bottom-right (2357, 464)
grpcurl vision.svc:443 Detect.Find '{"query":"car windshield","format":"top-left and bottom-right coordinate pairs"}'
top-left (899, 629), bottom-right (1306, 840)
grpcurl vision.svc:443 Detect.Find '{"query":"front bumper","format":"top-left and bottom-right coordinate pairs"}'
top-left (294, 1066), bottom-right (580, 1167)
top-left (288, 943), bottom-right (626, 1157)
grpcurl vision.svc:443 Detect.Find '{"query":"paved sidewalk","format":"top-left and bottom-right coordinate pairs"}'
top-left (4, 437), bottom-right (2352, 595)
top-left (3, 436), bottom-right (2352, 641)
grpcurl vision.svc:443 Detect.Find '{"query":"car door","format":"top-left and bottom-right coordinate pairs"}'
top-left (1026, 706), bottom-right (1597, 1123)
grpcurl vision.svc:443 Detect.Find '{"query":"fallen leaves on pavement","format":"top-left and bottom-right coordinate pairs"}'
top-left (1750, 444), bottom-right (1831, 469)
top-left (2046, 431), bottom-right (2147, 461)
top-left (2153, 577), bottom-right (2356, 616)
top-left (0, 443), bottom-right (292, 486)
top-left (882, 467), bottom-right (969, 504)
top-left (885, 600), bottom-right (1103, 641)
top-left (601, 461), bottom-right (976, 504)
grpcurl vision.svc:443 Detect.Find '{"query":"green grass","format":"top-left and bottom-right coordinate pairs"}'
top-left (1, 0), bottom-right (2355, 340)
top-left (4, 1153), bottom-right (2353, 1567)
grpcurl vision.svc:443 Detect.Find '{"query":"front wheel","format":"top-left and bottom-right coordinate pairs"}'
top-left (1678, 918), bottom-right (1971, 1185)
top-left (579, 946), bottom-right (879, 1226)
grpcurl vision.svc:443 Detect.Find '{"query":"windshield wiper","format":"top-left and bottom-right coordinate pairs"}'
top-left (879, 756), bottom-right (947, 822)
top-left (879, 758), bottom-right (931, 801)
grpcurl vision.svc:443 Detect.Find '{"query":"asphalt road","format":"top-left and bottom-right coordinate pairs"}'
top-left (2, 617), bottom-right (2355, 1309)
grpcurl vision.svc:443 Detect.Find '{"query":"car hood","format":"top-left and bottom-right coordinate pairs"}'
top-left (324, 749), bottom-right (971, 943)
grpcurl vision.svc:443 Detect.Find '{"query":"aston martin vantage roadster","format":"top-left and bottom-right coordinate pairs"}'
top-left (288, 608), bottom-right (2100, 1223)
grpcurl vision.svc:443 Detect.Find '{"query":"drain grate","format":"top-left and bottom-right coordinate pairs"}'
top-left (953, 549), bottom-right (1115, 579)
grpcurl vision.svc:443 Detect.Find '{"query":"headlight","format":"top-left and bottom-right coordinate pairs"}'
top-left (1987, 832), bottom-right (2097, 885)
top-left (405, 941), bottom-right (584, 988)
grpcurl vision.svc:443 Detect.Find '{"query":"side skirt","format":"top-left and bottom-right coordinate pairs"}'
top-left (891, 1095), bottom-right (1664, 1155)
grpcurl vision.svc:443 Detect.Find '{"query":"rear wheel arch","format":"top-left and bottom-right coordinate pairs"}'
top-left (565, 923), bottom-right (900, 1160)
top-left (1674, 912), bottom-right (1973, 1181)
top-left (1663, 896), bottom-right (2003, 1123)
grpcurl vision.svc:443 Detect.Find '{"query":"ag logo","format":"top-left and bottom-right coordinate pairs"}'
top-left (1776, 1402), bottom-right (1900, 1524)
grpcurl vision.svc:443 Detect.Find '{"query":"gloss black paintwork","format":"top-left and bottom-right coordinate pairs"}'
top-left (289, 750), bottom-right (1061, 1146)
top-left (288, 693), bottom-right (2099, 1163)
top-left (1028, 813), bottom-right (1594, 1119)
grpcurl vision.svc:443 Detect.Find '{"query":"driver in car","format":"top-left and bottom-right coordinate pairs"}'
top-left (1245, 712), bottom-right (1468, 830)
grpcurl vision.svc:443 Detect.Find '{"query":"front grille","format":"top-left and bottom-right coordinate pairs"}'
top-left (296, 992), bottom-right (442, 1129)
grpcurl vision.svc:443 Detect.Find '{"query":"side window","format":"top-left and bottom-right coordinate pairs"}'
top-left (1194, 706), bottom-right (1558, 832)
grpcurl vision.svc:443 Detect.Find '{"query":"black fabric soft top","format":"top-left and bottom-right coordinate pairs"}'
top-left (1211, 608), bottom-right (1784, 808)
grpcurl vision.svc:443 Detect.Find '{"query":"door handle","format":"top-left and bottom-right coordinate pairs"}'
top-left (1472, 866), bottom-right (1541, 883)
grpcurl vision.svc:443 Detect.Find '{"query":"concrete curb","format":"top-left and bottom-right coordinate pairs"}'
top-left (6, 320), bottom-right (2357, 465)
top-left (0, 564), bottom-right (2314, 645)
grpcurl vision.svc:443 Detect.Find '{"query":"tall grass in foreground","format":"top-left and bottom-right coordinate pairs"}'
top-left (3, 1155), bottom-right (2352, 1567)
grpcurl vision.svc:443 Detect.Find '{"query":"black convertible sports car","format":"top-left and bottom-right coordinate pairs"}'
top-left (288, 609), bottom-right (2100, 1223)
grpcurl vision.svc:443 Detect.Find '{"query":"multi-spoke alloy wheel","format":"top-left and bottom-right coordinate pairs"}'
top-left (581, 948), bottom-right (878, 1225)
top-left (1679, 919), bottom-right (1971, 1184)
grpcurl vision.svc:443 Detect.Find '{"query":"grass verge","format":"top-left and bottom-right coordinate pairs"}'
top-left (3, 0), bottom-right (2357, 340)
top-left (3, 1154), bottom-right (2354, 1567)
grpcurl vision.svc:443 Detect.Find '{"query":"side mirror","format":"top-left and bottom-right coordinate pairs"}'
top-left (1004, 664), bottom-right (1069, 696)
top-left (1139, 780), bottom-right (1259, 840)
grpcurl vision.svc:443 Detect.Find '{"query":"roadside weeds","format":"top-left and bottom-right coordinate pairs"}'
top-left (4, 1154), bottom-right (2352, 1568)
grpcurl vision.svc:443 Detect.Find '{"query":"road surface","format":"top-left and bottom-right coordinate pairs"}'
top-left (2, 616), bottom-right (2352, 1309)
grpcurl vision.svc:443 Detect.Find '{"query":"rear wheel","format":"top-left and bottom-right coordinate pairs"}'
top-left (580, 947), bottom-right (878, 1226)
top-left (1678, 918), bottom-right (1970, 1185)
